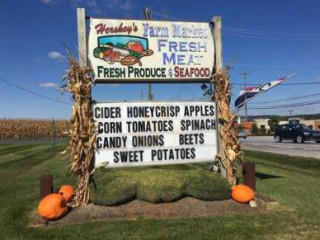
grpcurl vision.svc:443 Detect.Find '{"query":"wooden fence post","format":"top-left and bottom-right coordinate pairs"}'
top-left (40, 175), bottom-right (53, 199)
top-left (242, 162), bottom-right (256, 191)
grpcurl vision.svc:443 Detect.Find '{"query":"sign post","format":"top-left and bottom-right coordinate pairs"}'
top-left (143, 7), bottom-right (153, 101)
top-left (77, 8), bottom-right (87, 67)
top-left (212, 16), bottom-right (226, 177)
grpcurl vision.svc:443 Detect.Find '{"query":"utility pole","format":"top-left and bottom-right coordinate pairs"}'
top-left (240, 73), bottom-right (249, 122)
top-left (289, 109), bottom-right (293, 117)
top-left (143, 7), bottom-right (153, 101)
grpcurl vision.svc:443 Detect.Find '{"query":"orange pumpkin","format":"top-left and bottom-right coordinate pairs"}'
top-left (231, 184), bottom-right (254, 203)
top-left (38, 193), bottom-right (68, 220)
top-left (58, 185), bottom-right (75, 202)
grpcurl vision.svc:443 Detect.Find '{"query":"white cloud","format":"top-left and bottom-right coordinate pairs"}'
top-left (68, 0), bottom-right (98, 9)
top-left (39, 82), bottom-right (60, 89)
top-left (48, 51), bottom-right (65, 61)
top-left (41, 0), bottom-right (132, 12)
top-left (41, 0), bottom-right (54, 4)
top-left (105, 0), bottom-right (118, 8)
top-left (86, 0), bottom-right (98, 7)
top-left (92, 8), bottom-right (102, 14)
top-left (104, 0), bottom-right (132, 11)
top-left (121, 0), bottom-right (132, 10)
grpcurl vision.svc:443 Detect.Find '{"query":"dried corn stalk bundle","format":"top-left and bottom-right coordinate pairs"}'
top-left (214, 68), bottom-right (242, 186)
top-left (63, 56), bottom-right (96, 206)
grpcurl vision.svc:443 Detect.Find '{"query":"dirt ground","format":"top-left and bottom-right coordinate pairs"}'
top-left (31, 194), bottom-right (278, 227)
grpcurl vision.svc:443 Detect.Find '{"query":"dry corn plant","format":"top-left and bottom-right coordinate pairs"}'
top-left (213, 68), bottom-right (242, 186)
top-left (63, 55), bottom-right (96, 206)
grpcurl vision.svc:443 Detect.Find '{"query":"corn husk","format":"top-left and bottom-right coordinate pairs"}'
top-left (63, 55), bottom-right (96, 206)
top-left (214, 68), bottom-right (243, 185)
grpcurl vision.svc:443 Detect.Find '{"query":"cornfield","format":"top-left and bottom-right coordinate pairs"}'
top-left (0, 119), bottom-right (69, 140)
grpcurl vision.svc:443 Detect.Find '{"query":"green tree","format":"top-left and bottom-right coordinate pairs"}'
top-left (260, 126), bottom-right (267, 135)
top-left (251, 123), bottom-right (259, 136)
top-left (268, 116), bottom-right (279, 134)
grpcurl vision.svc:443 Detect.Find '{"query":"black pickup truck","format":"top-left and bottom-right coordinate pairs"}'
top-left (274, 124), bottom-right (320, 143)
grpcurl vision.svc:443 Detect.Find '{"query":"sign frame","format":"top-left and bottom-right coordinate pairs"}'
top-left (76, 8), bottom-right (223, 171)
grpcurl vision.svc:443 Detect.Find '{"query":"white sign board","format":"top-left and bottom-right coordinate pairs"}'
top-left (93, 101), bottom-right (217, 168)
top-left (88, 18), bottom-right (215, 82)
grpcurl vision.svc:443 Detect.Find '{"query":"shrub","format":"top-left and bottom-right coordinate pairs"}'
top-left (185, 170), bottom-right (231, 200)
top-left (90, 170), bottom-right (137, 205)
top-left (136, 168), bottom-right (185, 203)
top-left (90, 165), bottom-right (231, 205)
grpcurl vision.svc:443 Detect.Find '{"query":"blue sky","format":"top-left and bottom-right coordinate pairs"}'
top-left (1, 0), bottom-right (320, 119)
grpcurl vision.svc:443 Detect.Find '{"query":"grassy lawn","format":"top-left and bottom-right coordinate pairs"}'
top-left (1, 142), bottom-right (320, 239)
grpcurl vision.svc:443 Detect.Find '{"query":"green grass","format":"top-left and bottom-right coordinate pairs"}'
top-left (1, 143), bottom-right (320, 239)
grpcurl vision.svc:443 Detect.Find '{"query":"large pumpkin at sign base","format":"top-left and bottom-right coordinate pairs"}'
top-left (58, 185), bottom-right (75, 203)
top-left (38, 193), bottom-right (68, 220)
top-left (231, 184), bottom-right (254, 203)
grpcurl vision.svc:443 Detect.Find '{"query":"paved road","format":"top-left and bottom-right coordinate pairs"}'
top-left (240, 136), bottom-right (320, 159)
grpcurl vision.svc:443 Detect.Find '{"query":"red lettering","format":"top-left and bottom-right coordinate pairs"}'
top-left (95, 23), bottom-right (105, 34)
top-left (174, 67), bottom-right (210, 78)
top-left (94, 22), bottom-right (138, 35)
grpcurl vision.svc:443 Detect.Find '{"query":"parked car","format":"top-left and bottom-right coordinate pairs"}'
top-left (274, 124), bottom-right (320, 143)
top-left (237, 130), bottom-right (247, 139)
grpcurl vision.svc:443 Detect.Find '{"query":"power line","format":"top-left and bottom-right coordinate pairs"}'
top-left (0, 77), bottom-right (70, 105)
top-left (147, 11), bottom-right (320, 42)
top-left (233, 63), bottom-right (300, 68)
top-left (223, 28), bottom-right (320, 41)
top-left (252, 92), bottom-right (320, 104)
top-left (151, 10), bottom-right (189, 21)
top-left (232, 81), bottom-right (320, 86)
top-left (232, 64), bottom-right (320, 86)
top-left (224, 31), bottom-right (320, 41)
top-left (146, 11), bottom-right (320, 112)
top-left (223, 29), bottom-right (320, 39)
top-left (224, 26), bottom-right (320, 37)
top-left (248, 99), bottom-right (320, 109)
top-left (294, 64), bottom-right (320, 76)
